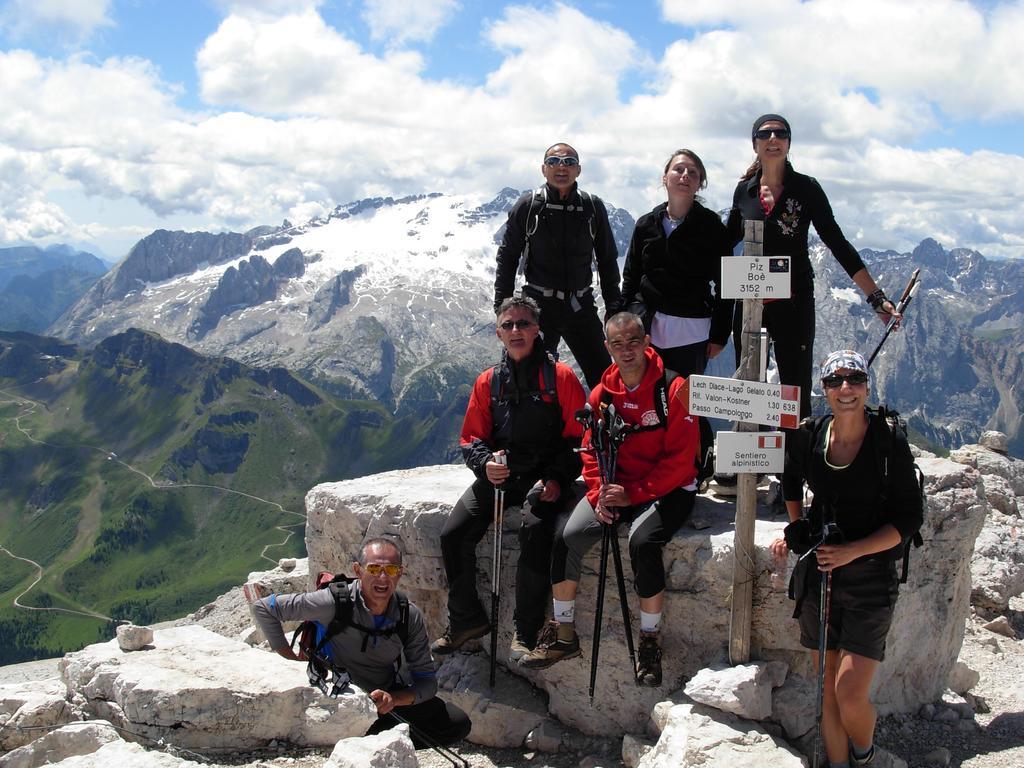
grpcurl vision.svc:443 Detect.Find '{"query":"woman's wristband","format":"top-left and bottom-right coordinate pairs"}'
top-left (866, 288), bottom-right (889, 310)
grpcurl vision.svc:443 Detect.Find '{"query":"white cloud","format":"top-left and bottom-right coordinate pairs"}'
top-left (0, 1), bottom-right (1022, 261)
top-left (362, 0), bottom-right (459, 45)
top-left (0, 0), bottom-right (113, 43)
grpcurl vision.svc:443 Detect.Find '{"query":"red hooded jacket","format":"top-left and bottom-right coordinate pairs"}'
top-left (582, 347), bottom-right (699, 507)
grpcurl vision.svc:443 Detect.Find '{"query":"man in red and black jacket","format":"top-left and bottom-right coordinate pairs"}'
top-left (520, 312), bottom-right (699, 687)
top-left (432, 296), bottom-right (586, 663)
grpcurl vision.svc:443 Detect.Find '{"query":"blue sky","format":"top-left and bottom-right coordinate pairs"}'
top-left (0, 0), bottom-right (1021, 260)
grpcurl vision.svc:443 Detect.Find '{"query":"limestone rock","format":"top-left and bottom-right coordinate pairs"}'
top-left (958, 439), bottom-right (1024, 611)
top-left (682, 662), bottom-right (788, 720)
top-left (947, 661), bottom-right (980, 694)
top-left (17, 737), bottom-right (205, 766)
top-left (59, 625), bottom-right (376, 751)
top-left (524, 719), bottom-right (565, 752)
top-left (874, 457), bottom-right (989, 714)
top-left (436, 652), bottom-right (546, 748)
top-left (115, 623), bottom-right (153, 651)
top-left (979, 431), bottom-right (1009, 454)
top-left (189, 559), bottom-right (310, 644)
top-left (0, 721), bottom-right (120, 768)
top-left (305, 457), bottom-right (988, 735)
top-left (982, 615), bottom-right (1016, 638)
top-left (637, 700), bottom-right (805, 767)
top-left (770, 673), bottom-right (816, 738)
top-left (621, 733), bottom-right (655, 767)
top-left (323, 723), bottom-right (418, 768)
top-left (0, 678), bottom-right (78, 750)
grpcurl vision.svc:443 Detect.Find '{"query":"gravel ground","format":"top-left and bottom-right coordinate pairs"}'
top-left (3, 601), bottom-right (1021, 768)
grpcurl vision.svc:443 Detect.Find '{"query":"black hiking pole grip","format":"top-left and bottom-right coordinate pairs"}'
top-left (867, 269), bottom-right (921, 368)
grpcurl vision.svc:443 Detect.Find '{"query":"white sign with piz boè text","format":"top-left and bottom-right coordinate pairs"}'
top-left (721, 256), bottom-right (791, 299)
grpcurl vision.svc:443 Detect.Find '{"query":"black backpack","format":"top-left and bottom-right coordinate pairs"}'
top-left (800, 406), bottom-right (925, 583)
top-left (519, 185), bottom-right (598, 275)
top-left (489, 351), bottom-right (560, 442)
top-left (599, 370), bottom-right (715, 486)
top-left (290, 572), bottom-right (410, 687)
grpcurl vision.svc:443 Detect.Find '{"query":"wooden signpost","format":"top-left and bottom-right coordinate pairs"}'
top-left (698, 220), bottom-right (798, 663)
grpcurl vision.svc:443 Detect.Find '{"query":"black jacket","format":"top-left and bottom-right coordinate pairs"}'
top-left (493, 183), bottom-right (621, 311)
top-left (782, 410), bottom-right (924, 560)
top-left (619, 201), bottom-right (734, 346)
top-left (726, 164), bottom-right (866, 290)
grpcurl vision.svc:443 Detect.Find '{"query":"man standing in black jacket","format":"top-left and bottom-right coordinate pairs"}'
top-left (493, 143), bottom-right (621, 389)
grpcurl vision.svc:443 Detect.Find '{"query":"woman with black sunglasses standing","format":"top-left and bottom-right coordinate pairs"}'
top-left (727, 115), bottom-right (899, 419)
top-left (772, 349), bottom-right (923, 768)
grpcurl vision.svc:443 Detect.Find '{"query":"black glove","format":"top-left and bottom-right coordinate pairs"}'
top-left (784, 518), bottom-right (812, 555)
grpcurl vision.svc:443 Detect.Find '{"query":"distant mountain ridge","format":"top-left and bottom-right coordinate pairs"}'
top-left (0, 326), bottom-right (465, 662)
top-left (0, 245), bottom-right (107, 333)
top-left (46, 191), bottom-right (1023, 456)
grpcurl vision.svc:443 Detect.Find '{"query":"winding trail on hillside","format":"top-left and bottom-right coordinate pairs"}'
top-left (0, 545), bottom-right (112, 621)
top-left (0, 388), bottom-right (307, 615)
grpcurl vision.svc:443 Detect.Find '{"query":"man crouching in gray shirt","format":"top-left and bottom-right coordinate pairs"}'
top-left (250, 537), bottom-right (471, 747)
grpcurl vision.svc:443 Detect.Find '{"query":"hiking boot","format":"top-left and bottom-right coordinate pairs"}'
top-left (850, 745), bottom-right (875, 765)
top-left (519, 620), bottom-right (580, 669)
top-left (430, 620), bottom-right (491, 656)
top-left (636, 630), bottom-right (662, 687)
top-left (508, 630), bottom-right (533, 663)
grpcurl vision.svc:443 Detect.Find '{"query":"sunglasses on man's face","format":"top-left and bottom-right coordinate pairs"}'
top-left (822, 372), bottom-right (869, 389)
top-left (499, 319), bottom-right (536, 331)
top-left (363, 563), bottom-right (402, 577)
top-left (544, 156), bottom-right (580, 167)
top-left (754, 128), bottom-right (791, 140)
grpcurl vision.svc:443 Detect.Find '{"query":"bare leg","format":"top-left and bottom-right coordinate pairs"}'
top-left (813, 649), bottom-right (849, 764)
top-left (552, 581), bottom-right (578, 601)
top-left (835, 651), bottom-right (881, 753)
top-left (638, 591), bottom-right (664, 615)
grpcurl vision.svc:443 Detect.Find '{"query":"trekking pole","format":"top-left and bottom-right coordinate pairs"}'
top-left (812, 569), bottom-right (833, 768)
top-left (390, 710), bottom-right (469, 768)
top-left (867, 268), bottom-right (921, 368)
top-left (801, 519), bottom-right (840, 768)
top-left (587, 410), bottom-right (611, 703)
top-left (489, 451), bottom-right (507, 688)
top-left (604, 405), bottom-right (638, 686)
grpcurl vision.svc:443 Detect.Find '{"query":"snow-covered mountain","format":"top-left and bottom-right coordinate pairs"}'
top-left (53, 189), bottom-right (633, 415)
top-left (50, 191), bottom-right (1023, 455)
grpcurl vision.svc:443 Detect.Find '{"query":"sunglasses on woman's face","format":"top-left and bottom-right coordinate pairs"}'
top-left (754, 128), bottom-right (791, 140)
top-left (822, 372), bottom-right (868, 389)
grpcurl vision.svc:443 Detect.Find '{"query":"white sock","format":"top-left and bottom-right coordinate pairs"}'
top-left (640, 611), bottom-right (662, 633)
top-left (553, 599), bottom-right (575, 624)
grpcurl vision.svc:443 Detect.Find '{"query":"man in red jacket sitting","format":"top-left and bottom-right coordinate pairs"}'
top-left (520, 311), bottom-right (699, 686)
top-left (432, 296), bottom-right (586, 662)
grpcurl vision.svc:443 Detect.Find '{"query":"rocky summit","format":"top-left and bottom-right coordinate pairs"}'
top-left (3, 434), bottom-right (1020, 767)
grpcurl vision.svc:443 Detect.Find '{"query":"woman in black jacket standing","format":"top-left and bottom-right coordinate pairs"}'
top-left (727, 115), bottom-right (899, 418)
top-left (620, 148), bottom-right (733, 378)
top-left (772, 349), bottom-right (923, 767)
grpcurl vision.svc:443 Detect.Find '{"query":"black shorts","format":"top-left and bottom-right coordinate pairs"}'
top-left (796, 557), bottom-right (900, 662)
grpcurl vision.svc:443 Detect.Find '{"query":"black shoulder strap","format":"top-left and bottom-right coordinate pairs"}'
top-left (654, 370), bottom-right (678, 428)
top-left (320, 580), bottom-right (354, 651)
top-left (580, 190), bottom-right (597, 240)
top-left (490, 362), bottom-right (503, 403)
top-left (871, 405), bottom-right (925, 583)
top-left (396, 592), bottom-right (410, 645)
top-left (541, 353), bottom-right (558, 402)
